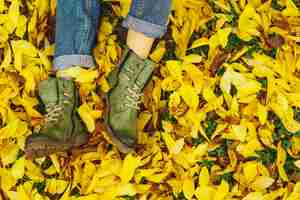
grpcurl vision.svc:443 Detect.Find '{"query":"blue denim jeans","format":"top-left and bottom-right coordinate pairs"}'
top-left (53, 0), bottom-right (171, 70)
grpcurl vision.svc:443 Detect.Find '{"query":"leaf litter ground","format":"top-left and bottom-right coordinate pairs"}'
top-left (1, 0), bottom-right (300, 199)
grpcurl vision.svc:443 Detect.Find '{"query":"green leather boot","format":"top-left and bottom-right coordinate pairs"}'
top-left (104, 49), bottom-right (156, 153)
top-left (25, 77), bottom-right (88, 158)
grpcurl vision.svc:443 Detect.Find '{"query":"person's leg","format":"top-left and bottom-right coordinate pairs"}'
top-left (54, 0), bottom-right (101, 70)
top-left (25, 0), bottom-right (101, 158)
top-left (124, 0), bottom-right (171, 58)
top-left (105, 0), bottom-right (171, 153)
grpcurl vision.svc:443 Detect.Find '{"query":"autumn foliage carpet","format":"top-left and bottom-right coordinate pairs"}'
top-left (1, 0), bottom-right (300, 199)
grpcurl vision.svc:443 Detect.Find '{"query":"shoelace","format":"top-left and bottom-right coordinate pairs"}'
top-left (123, 67), bottom-right (142, 110)
top-left (44, 89), bottom-right (71, 124)
top-left (44, 103), bottom-right (64, 124)
top-left (124, 85), bottom-right (142, 110)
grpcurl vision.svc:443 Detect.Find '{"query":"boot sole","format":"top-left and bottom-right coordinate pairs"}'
top-left (101, 92), bottom-right (134, 154)
top-left (25, 133), bottom-right (88, 159)
top-left (25, 136), bottom-right (71, 158)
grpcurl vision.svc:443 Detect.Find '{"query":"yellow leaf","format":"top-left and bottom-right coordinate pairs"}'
top-left (189, 37), bottom-right (209, 49)
top-left (168, 91), bottom-right (181, 108)
top-left (199, 167), bottom-right (210, 187)
top-left (10, 156), bottom-right (25, 179)
top-left (179, 84), bottom-right (199, 111)
top-left (25, 160), bottom-right (44, 181)
top-left (6, 191), bottom-right (17, 200)
top-left (98, 76), bottom-right (111, 93)
top-left (119, 154), bottom-right (141, 183)
top-left (161, 76), bottom-right (181, 91)
top-left (28, 10), bottom-right (37, 35)
top-left (137, 111), bottom-right (152, 131)
top-left (0, 118), bottom-right (28, 139)
top-left (277, 142), bottom-right (289, 181)
top-left (282, 0), bottom-right (300, 16)
top-left (220, 68), bottom-right (245, 94)
top-left (16, 15), bottom-right (27, 37)
top-left (257, 104), bottom-right (267, 125)
top-left (0, 0), bottom-right (6, 12)
top-left (8, 0), bottom-right (19, 27)
top-left (172, 138), bottom-right (185, 154)
top-left (243, 161), bottom-right (258, 182)
top-left (147, 172), bottom-right (169, 183)
top-left (230, 123), bottom-right (248, 142)
top-left (20, 65), bottom-right (38, 93)
top-left (183, 63), bottom-right (204, 93)
top-left (183, 178), bottom-right (195, 200)
top-left (213, 180), bottom-right (229, 200)
top-left (98, 186), bottom-right (118, 200)
top-left (263, 188), bottom-right (286, 200)
top-left (0, 26), bottom-right (9, 43)
top-left (0, 43), bottom-right (12, 68)
top-left (242, 192), bottom-right (264, 200)
top-left (135, 169), bottom-right (157, 183)
top-left (209, 28), bottom-right (232, 56)
top-left (44, 165), bottom-right (57, 176)
top-left (287, 182), bottom-right (300, 200)
top-left (15, 95), bottom-right (42, 118)
top-left (35, 0), bottom-right (50, 19)
top-left (182, 54), bottom-right (203, 64)
top-left (17, 185), bottom-right (30, 200)
top-left (238, 4), bottom-right (261, 37)
top-left (294, 160), bottom-right (300, 168)
top-left (0, 168), bottom-right (17, 192)
top-left (166, 60), bottom-right (183, 79)
top-left (162, 132), bottom-right (184, 154)
top-left (227, 149), bottom-right (238, 171)
top-left (12, 40), bottom-right (38, 57)
top-left (251, 176), bottom-right (274, 191)
top-left (95, 159), bottom-right (122, 178)
top-left (190, 143), bottom-right (208, 163)
top-left (50, 154), bottom-right (61, 173)
top-left (59, 185), bottom-right (70, 200)
top-left (46, 179), bottom-right (69, 194)
top-left (39, 51), bottom-right (52, 71)
top-left (220, 68), bottom-right (261, 97)
top-left (78, 103), bottom-right (102, 132)
top-left (57, 66), bottom-right (99, 83)
top-left (118, 183), bottom-right (138, 196)
top-left (218, 28), bottom-right (232, 48)
top-left (11, 40), bottom-right (38, 71)
top-left (0, 143), bottom-right (19, 166)
top-left (272, 92), bottom-right (300, 133)
top-left (150, 41), bottom-right (166, 62)
top-left (195, 186), bottom-right (215, 200)
top-left (258, 128), bottom-right (275, 149)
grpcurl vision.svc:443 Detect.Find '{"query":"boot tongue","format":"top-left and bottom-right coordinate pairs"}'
top-left (122, 51), bottom-right (146, 82)
top-left (38, 78), bottom-right (58, 105)
top-left (134, 59), bottom-right (156, 91)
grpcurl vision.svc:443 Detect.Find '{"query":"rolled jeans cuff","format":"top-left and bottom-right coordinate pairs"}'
top-left (53, 55), bottom-right (95, 70)
top-left (123, 15), bottom-right (167, 38)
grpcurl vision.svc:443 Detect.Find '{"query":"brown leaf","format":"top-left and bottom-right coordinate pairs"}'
top-left (257, 90), bottom-right (267, 105)
top-left (170, 101), bottom-right (189, 117)
top-left (6, 71), bottom-right (25, 86)
top-left (210, 52), bottom-right (229, 76)
top-left (30, 118), bottom-right (43, 127)
top-left (0, 48), bottom-right (3, 63)
top-left (143, 80), bottom-right (154, 110)
top-left (224, 116), bottom-right (241, 125)
top-left (265, 34), bottom-right (285, 48)
top-left (272, 17), bottom-right (290, 31)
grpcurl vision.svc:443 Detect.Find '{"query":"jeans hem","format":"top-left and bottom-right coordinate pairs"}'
top-left (53, 55), bottom-right (95, 70)
top-left (123, 15), bottom-right (167, 38)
